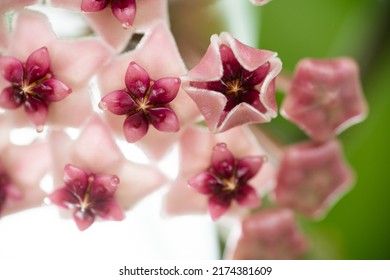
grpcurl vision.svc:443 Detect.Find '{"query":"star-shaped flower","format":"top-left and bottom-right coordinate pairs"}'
top-left (281, 58), bottom-right (368, 142)
top-left (183, 32), bottom-right (282, 133)
top-left (163, 125), bottom-right (275, 220)
top-left (0, 10), bottom-right (113, 130)
top-left (100, 61), bottom-right (180, 143)
top-left (189, 142), bottom-right (266, 221)
top-left (48, 115), bottom-right (166, 230)
top-left (274, 140), bottom-right (354, 218)
top-left (226, 209), bottom-right (308, 259)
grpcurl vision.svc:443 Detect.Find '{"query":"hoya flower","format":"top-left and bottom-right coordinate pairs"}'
top-left (81, 0), bottom-right (136, 28)
top-left (49, 164), bottom-right (124, 231)
top-left (281, 58), bottom-right (368, 142)
top-left (0, 10), bottom-right (113, 130)
top-left (49, 0), bottom-right (169, 51)
top-left (100, 61), bottom-right (180, 143)
top-left (183, 32), bottom-right (282, 133)
top-left (164, 125), bottom-right (275, 220)
top-left (0, 47), bottom-right (71, 131)
top-left (0, 141), bottom-right (51, 217)
top-left (48, 115), bottom-right (166, 229)
top-left (189, 142), bottom-right (266, 221)
top-left (98, 21), bottom-right (199, 159)
top-left (274, 140), bottom-right (354, 218)
top-left (226, 209), bottom-right (307, 259)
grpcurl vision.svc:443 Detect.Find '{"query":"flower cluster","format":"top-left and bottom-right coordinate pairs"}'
top-left (0, 0), bottom-right (367, 259)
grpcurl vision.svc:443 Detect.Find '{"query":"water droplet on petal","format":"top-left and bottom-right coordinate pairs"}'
top-left (110, 176), bottom-right (120, 187)
top-left (98, 101), bottom-right (107, 111)
top-left (122, 22), bottom-right (131, 29)
top-left (36, 125), bottom-right (44, 133)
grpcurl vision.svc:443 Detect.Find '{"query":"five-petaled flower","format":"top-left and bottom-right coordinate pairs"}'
top-left (100, 61), bottom-right (181, 143)
top-left (274, 140), bottom-right (354, 218)
top-left (188, 142), bottom-right (266, 221)
top-left (281, 58), bottom-right (368, 142)
top-left (81, 0), bottom-right (136, 28)
top-left (183, 32), bottom-right (282, 133)
top-left (0, 47), bottom-right (72, 131)
top-left (49, 164), bottom-right (125, 231)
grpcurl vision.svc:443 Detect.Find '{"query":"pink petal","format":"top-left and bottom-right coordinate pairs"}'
top-left (100, 90), bottom-right (137, 115)
top-left (148, 77), bottom-right (180, 104)
top-left (235, 185), bottom-right (260, 207)
top-left (90, 174), bottom-right (120, 199)
top-left (63, 164), bottom-right (89, 194)
top-left (237, 156), bottom-right (266, 181)
top-left (26, 47), bottom-right (51, 84)
top-left (33, 78), bottom-right (72, 102)
top-left (23, 96), bottom-right (48, 128)
top-left (208, 195), bottom-right (230, 221)
top-left (92, 198), bottom-right (125, 221)
top-left (188, 171), bottom-right (220, 194)
top-left (123, 111), bottom-right (149, 142)
top-left (211, 143), bottom-right (235, 178)
top-left (0, 56), bottom-right (23, 84)
top-left (125, 61), bottom-right (150, 100)
top-left (81, 0), bottom-right (109, 12)
top-left (73, 209), bottom-right (95, 231)
top-left (48, 187), bottom-right (79, 209)
top-left (0, 87), bottom-right (24, 109)
top-left (148, 107), bottom-right (179, 132)
top-left (111, 0), bottom-right (137, 28)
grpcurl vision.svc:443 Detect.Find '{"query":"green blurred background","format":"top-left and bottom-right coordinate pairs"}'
top-left (171, 0), bottom-right (390, 259)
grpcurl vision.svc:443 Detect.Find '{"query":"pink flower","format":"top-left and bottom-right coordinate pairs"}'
top-left (0, 141), bottom-right (51, 217)
top-left (0, 47), bottom-right (71, 130)
top-left (0, 10), bottom-right (113, 130)
top-left (274, 140), bottom-right (354, 218)
top-left (164, 125), bottom-right (275, 219)
top-left (81, 0), bottom-right (136, 28)
top-left (48, 115), bottom-right (166, 229)
top-left (188, 143), bottom-right (266, 221)
top-left (183, 32), bottom-right (282, 133)
top-left (97, 21), bottom-right (199, 159)
top-left (49, 164), bottom-right (124, 231)
top-left (49, 0), bottom-right (169, 51)
top-left (100, 61), bottom-right (180, 143)
top-left (226, 209), bottom-right (307, 260)
top-left (281, 58), bottom-right (368, 142)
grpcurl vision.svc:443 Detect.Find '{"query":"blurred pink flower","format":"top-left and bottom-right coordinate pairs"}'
top-left (49, 0), bottom-right (168, 51)
top-left (183, 32), bottom-right (282, 133)
top-left (0, 10), bottom-right (113, 130)
top-left (48, 115), bottom-right (166, 229)
top-left (163, 125), bottom-right (275, 219)
top-left (282, 58), bottom-right (368, 142)
top-left (274, 140), bottom-right (354, 218)
top-left (98, 21), bottom-right (199, 159)
top-left (226, 208), bottom-right (307, 259)
top-left (250, 0), bottom-right (272, 6)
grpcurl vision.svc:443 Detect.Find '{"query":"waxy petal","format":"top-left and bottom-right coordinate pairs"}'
top-left (91, 198), bottom-right (124, 221)
top-left (188, 171), bottom-right (221, 195)
top-left (24, 96), bottom-right (48, 128)
top-left (123, 111), bottom-right (149, 142)
top-left (49, 187), bottom-right (80, 208)
top-left (63, 164), bottom-right (89, 195)
top-left (26, 47), bottom-right (51, 84)
top-left (237, 156), bottom-right (266, 182)
top-left (73, 209), bottom-right (95, 231)
top-left (0, 87), bottom-right (24, 109)
top-left (125, 62), bottom-right (150, 100)
top-left (211, 143), bottom-right (235, 178)
top-left (235, 185), bottom-right (260, 207)
top-left (81, 0), bottom-right (109, 12)
top-left (101, 90), bottom-right (138, 115)
top-left (148, 77), bottom-right (181, 104)
top-left (111, 0), bottom-right (137, 28)
top-left (0, 56), bottom-right (24, 84)
top-left (33, 78), bottom-right (72, 102)
top-left (208, 194), bottom-right (231, 221)
top-left (90, 174), bottom-right (120, 200)
top-left (148, 107), bottom-right (180, 132)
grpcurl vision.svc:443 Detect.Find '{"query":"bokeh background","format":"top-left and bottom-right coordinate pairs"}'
top-left (171, 0), bottom-right (390, 259)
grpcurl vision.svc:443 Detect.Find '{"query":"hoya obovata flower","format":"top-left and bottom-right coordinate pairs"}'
top-left (184, 32), bottom-right (282, 133)
top-left (0, 47), bottom-right (71, 131)
top-left (99, 61), bottom-right (180, 143)
top-left (188, 143), bottom-right (266, 221)
top-left (81, 0), bottom-right (136, 28)
top-left (49, 164), bottom-right (125, 231)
